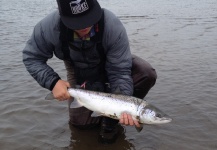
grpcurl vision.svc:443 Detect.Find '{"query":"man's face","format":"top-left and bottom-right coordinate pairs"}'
top-left (74, 26), bottom-right (92, 37)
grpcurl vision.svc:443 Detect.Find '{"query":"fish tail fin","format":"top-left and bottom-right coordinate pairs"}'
top-left (135, 124), bottom-right (143, 132)
top-left (45, 92), bottom-right (55, 100)
top-left (69, 98), bottom-right (83, 108)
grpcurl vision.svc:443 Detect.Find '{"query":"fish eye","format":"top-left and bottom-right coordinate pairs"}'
top-left (156, 113), bottom-right (162, 118)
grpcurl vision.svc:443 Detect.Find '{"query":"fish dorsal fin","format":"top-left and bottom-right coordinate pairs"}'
top-left (114, 86), bottom-right (122, 94)
top-left (91, 111), bottom-right (103, 117)
top-left (69, 98), bottom-right (83, 108)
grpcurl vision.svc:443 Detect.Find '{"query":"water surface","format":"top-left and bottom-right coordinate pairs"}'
top-left (0, 0), bottom-right (217, 149)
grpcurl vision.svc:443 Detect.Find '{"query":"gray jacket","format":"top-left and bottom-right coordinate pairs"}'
top-left (23, 9), bottom-right (133, 95)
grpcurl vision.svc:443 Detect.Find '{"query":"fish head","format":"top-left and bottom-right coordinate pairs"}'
top-left (139, 104), bottom-right (172, 124)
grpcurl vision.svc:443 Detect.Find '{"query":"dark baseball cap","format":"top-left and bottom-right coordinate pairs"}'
top-left (57, 0), bottom-right (102, 30)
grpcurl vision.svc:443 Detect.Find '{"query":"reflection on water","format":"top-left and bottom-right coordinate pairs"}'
top-left (0, 0), bottom-right (217, 149)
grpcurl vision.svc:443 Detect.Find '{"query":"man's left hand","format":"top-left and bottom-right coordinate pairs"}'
top-left (119, 113), bottom-right (141, 128)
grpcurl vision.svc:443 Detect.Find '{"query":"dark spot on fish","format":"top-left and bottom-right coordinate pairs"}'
top-left (107, 94), bottom-right (112, 97)
top-left (136, 116), bottom-right (140, 120)
top-left (109, 114), bottom-right (118, 119)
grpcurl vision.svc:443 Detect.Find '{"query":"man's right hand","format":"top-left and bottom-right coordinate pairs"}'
top-left (52, 80), bottom-right (71, 101)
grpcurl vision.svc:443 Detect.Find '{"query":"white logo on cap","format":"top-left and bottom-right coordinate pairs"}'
top-left (70, 0), bottom-right (89, 14)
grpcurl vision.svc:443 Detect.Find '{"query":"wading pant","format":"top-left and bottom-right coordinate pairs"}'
top-left (64, 54), bottom-right (157, 128)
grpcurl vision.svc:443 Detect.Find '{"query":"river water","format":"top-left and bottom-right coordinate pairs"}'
top-left (0, 0), bottom-right (217, 149)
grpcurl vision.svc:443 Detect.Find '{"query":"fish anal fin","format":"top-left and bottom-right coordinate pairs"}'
top-left (91, 111), bottom-right (103, 117)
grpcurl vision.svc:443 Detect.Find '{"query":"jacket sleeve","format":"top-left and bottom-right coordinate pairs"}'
top-left (103, 9), bottom-right (133, 96)
top-left (23, 14), bottom-right (61, 91)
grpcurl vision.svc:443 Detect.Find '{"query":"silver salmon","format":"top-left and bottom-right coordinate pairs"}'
top-left (53, 88), bottom-right (172, 125)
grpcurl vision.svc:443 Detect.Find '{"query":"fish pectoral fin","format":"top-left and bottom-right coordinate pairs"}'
top-left (69, 98), bottom-right (83, 108)
top-left (135, 124), bottom-right (143, 132)
top-left (91, 111), bottom-right (103, 117)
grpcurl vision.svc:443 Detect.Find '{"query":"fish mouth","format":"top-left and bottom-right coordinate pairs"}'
top-left (161, 117), bottom-right (172, 123)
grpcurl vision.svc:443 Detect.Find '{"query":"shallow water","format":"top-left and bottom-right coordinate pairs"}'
top-left (0, 0), bottom-right (217, 149)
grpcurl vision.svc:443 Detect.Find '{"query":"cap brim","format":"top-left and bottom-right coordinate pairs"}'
top-left (60, 0), bottom-right (102, 30)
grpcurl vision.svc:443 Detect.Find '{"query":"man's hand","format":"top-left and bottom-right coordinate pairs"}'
top-left (52, 80), bottom-right (71, 101)
top-left (119, 112), bottom-right (141, 128)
